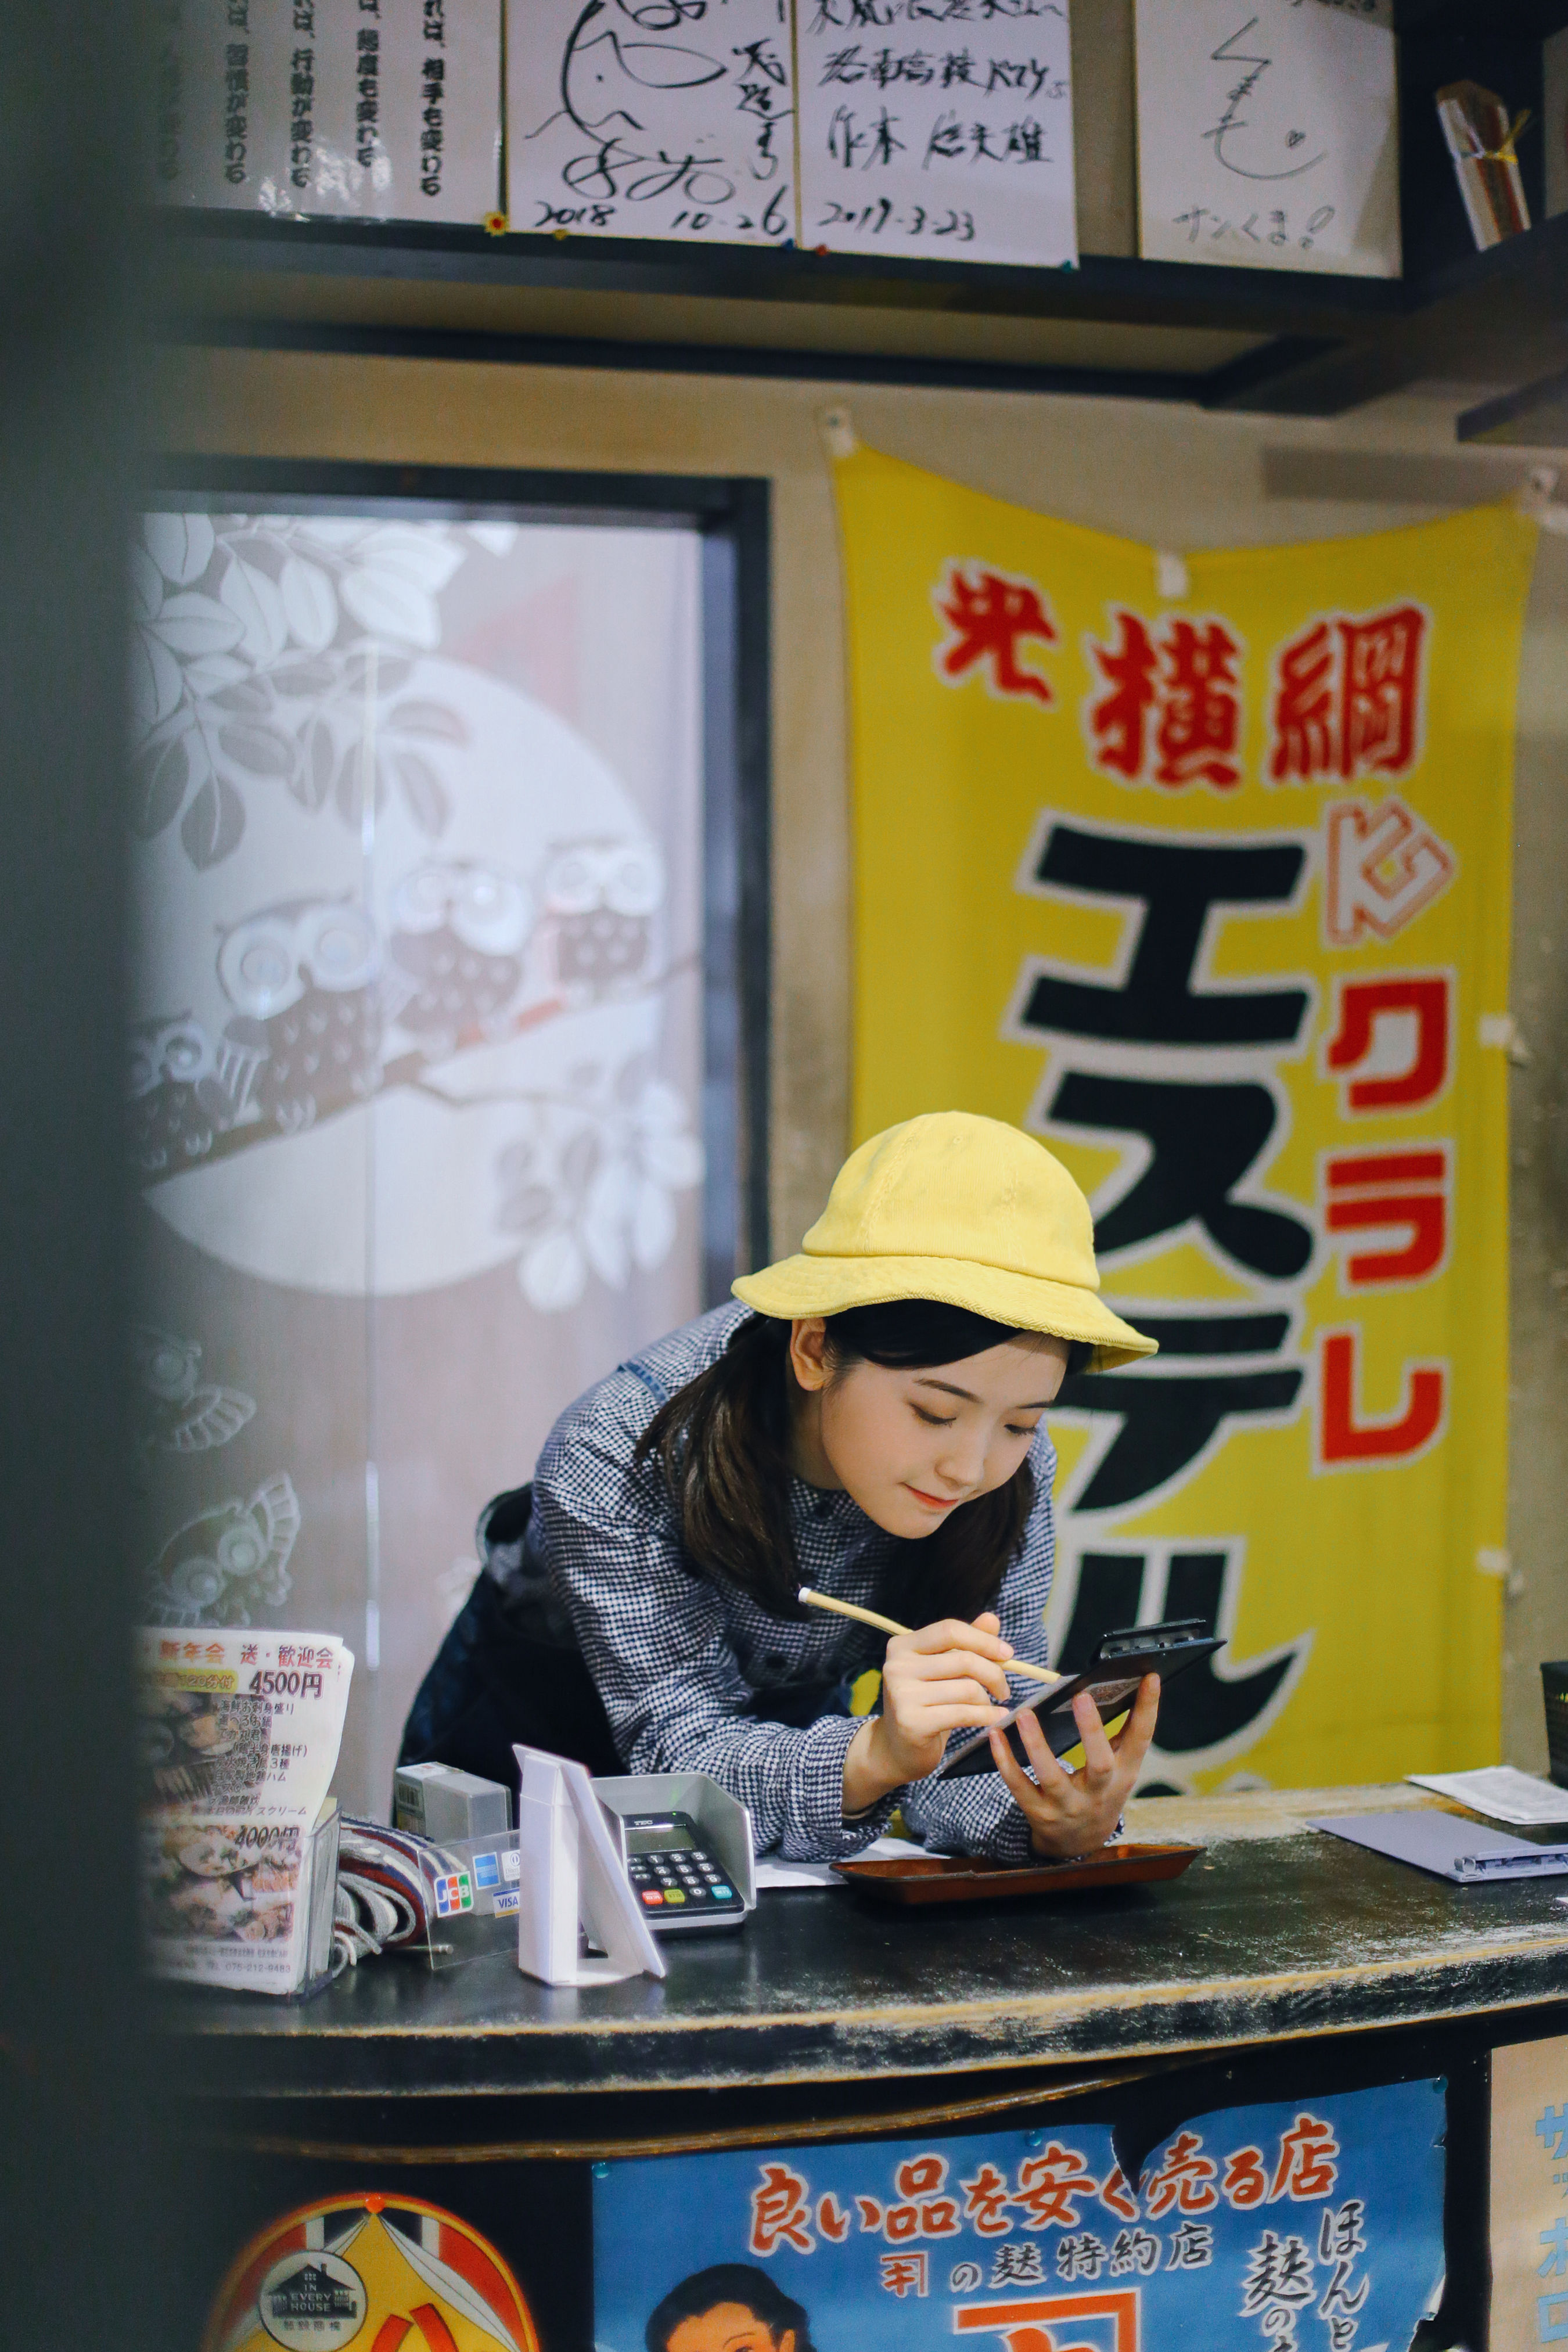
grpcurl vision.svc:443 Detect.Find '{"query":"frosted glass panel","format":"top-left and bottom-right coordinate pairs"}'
top-left (130, 510), bottom-right (705, 1811)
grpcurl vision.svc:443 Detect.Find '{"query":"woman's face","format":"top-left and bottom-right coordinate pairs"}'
top-left (789, 1320), bottom-right (1070, 1540)
top-left (667, 2307), bottom-right (795, 2352)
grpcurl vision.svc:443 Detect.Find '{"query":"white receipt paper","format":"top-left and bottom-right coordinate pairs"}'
top-left (1311, 1810), bottom-right (1568, 1886)
top-left (1407, 1767), bottom-right (1568, 1828)
top-left (756, 1834), bottom-right (949, 1891)
top-left (1134, 0), bottom-right (1400, 279)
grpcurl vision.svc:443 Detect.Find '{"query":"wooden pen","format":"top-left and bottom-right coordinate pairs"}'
top-left (797, 1584), bottom-right (1064, 1685)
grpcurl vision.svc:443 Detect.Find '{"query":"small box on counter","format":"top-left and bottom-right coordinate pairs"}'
top-left (394, 1761), bottom-right (513, 1843)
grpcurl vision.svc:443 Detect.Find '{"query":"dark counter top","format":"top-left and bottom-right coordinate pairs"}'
top-left (154, 1785), bottom-right (1568, 2102)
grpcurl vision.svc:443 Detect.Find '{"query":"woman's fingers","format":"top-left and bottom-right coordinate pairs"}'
top-left (891, 1643), bottom-right (1012, 1703)
top-left (1110, 1673), bottom-right (1161, 1763)
top-left (904, 1678), bottom-right (1012, 1716)
top-left (913, 1702), bottom-right (1013, 1734)
top-left (990, 1717), bottom-right (1070, 1803)
top-left (1013, 1700), bottom-right (1069, 1781)
top-left (988, 1674), bottom-right (1163, 1858)
top-left (1071, 1689), bottom-right (1119, 1781)
top-left (904, 1617), bottom-right (1015, 1662)
top-left (988, 1727), bottom-right (1038, 1801)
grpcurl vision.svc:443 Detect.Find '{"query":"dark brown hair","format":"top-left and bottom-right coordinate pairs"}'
top-left (646, 2266), bottom-right (816, 2352)
top-left (635, 1303), bottom-right (1089, 1623)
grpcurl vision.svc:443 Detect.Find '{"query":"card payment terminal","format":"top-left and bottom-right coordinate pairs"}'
top-left (622, 1810), bottom-right (746, 1928)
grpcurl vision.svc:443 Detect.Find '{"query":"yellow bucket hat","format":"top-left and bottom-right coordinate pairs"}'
top-left (733, 1110), bottom-right (1156, 1371)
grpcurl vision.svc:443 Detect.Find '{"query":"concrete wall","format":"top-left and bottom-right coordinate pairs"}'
top-left (152, 344), bottom-right (1568, 1767)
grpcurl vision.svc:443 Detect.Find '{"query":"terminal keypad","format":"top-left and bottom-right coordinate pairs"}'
top-left (621, 1810), bottom-right (745, 1928)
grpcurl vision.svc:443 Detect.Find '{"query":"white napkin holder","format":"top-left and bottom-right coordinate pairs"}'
top-left (512, 1743), bottom-right (667, 1988)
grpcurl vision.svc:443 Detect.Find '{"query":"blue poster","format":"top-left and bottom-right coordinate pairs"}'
top-left (594, 2080), bottom-right (1445, 2352)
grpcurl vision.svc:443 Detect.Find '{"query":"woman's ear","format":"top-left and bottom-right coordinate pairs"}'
top-left (788, 1317), bottom-right (830, 1393)
top-left (778, 2333), bottom-right (796, 2352)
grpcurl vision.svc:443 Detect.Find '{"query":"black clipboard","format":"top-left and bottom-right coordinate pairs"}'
top-left (936, 1619), bottom-right (1224, 1782)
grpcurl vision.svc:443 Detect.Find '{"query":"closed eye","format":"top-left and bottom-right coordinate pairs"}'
top-left (912, 1405), bottom-right (956, 1427)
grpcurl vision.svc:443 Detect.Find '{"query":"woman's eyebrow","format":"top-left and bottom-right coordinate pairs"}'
top-left (912, 1376), bottom-right (1052, 1409)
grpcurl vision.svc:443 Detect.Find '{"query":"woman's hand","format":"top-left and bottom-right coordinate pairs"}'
top-left (989, 1675), bottom-right (1160, 1858)
top-left (843, 1611), bottom-right (1014, 1817)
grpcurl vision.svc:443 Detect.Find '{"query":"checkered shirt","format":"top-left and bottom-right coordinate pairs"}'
top-left (521, 1301), bottom-right (1056, 1862)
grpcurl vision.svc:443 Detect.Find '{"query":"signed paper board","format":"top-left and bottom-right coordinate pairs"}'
top-left (1134, 0), bottom-right (1400, 278)
top-left (505, 0), bottom-right (794, 245)
top-left (1492, 2035), bottom-right (1568, 2350)
top-left (796, 0), bottom-right (1077, 266)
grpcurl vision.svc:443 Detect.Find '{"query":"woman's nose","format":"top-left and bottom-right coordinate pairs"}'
top-left (933, 1429), bottom-right (987, 1490)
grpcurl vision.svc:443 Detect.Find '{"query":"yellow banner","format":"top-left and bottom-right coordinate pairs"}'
top-left (838, 443), bottom-right (1537, 1791)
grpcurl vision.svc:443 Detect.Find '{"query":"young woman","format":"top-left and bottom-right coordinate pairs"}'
top-left (646, 2265), bottom-right (815, 2352)
top-left (400, 1110), bottom-right (1161, 1862)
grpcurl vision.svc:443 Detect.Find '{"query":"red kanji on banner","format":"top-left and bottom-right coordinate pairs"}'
top-left (887, 2154), bottom-right (961, 2239)
top-left (1156, 618), bottom-right (1245, 786)
top-left (1324, 973), bottom-right (1450, 1113)
top-left (1222, 2147), bottom-right (1269, 2209)
top-left (1142, 2131), bottom-right (1220, 2218)
top-left (1012, 2145), bottom-right (1098, 2231)
top-left (817, 2193), bottom-right (850, 2243)
top-left (1270, 2113), bottom-right (1341, 2201)
top-left (749, 2163), bottom-right (814, 2256)
top-left (1318, 1329), bottom-right (1447, 1468)
top-left (880, 2251), bottom-right (930, 2298)
top-left (1324, 1147), bottom-right (1450, 1288)
top-left (1086, 609), bottom-right (1158, 777)
top-left (1098, 2165), bottom-right (1139, 2221)
top-left (961, 2162), bottom-right (1015, 2236)
top-left (1085, 609), bottom-right (1243, 787)
top-left (953, 2289), bottom-right (1140, 2352)
top-left (933, 562), bottom-right (1058, 704)
top-left (1269, 605), bottom-right (1427, 783)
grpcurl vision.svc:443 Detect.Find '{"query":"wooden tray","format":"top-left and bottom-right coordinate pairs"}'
top-left (832, 1841), bottom-right (1203, 1907)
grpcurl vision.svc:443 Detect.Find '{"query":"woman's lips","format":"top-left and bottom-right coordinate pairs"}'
top-left (907, 1485), bottom-right (961, 1510)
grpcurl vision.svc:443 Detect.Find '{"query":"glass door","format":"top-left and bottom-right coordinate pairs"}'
top-left (129, 484), bottom-right (761, 1811)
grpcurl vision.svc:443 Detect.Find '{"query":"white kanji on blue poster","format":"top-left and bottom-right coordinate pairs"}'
top-left (593, 2081), bottom-right (1444, 2352)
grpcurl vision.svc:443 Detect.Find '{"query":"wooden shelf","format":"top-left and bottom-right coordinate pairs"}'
top-left (153, 202), bottom-right (1568, 420)
top-left (160, 210), bottom-right (1402, 333)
